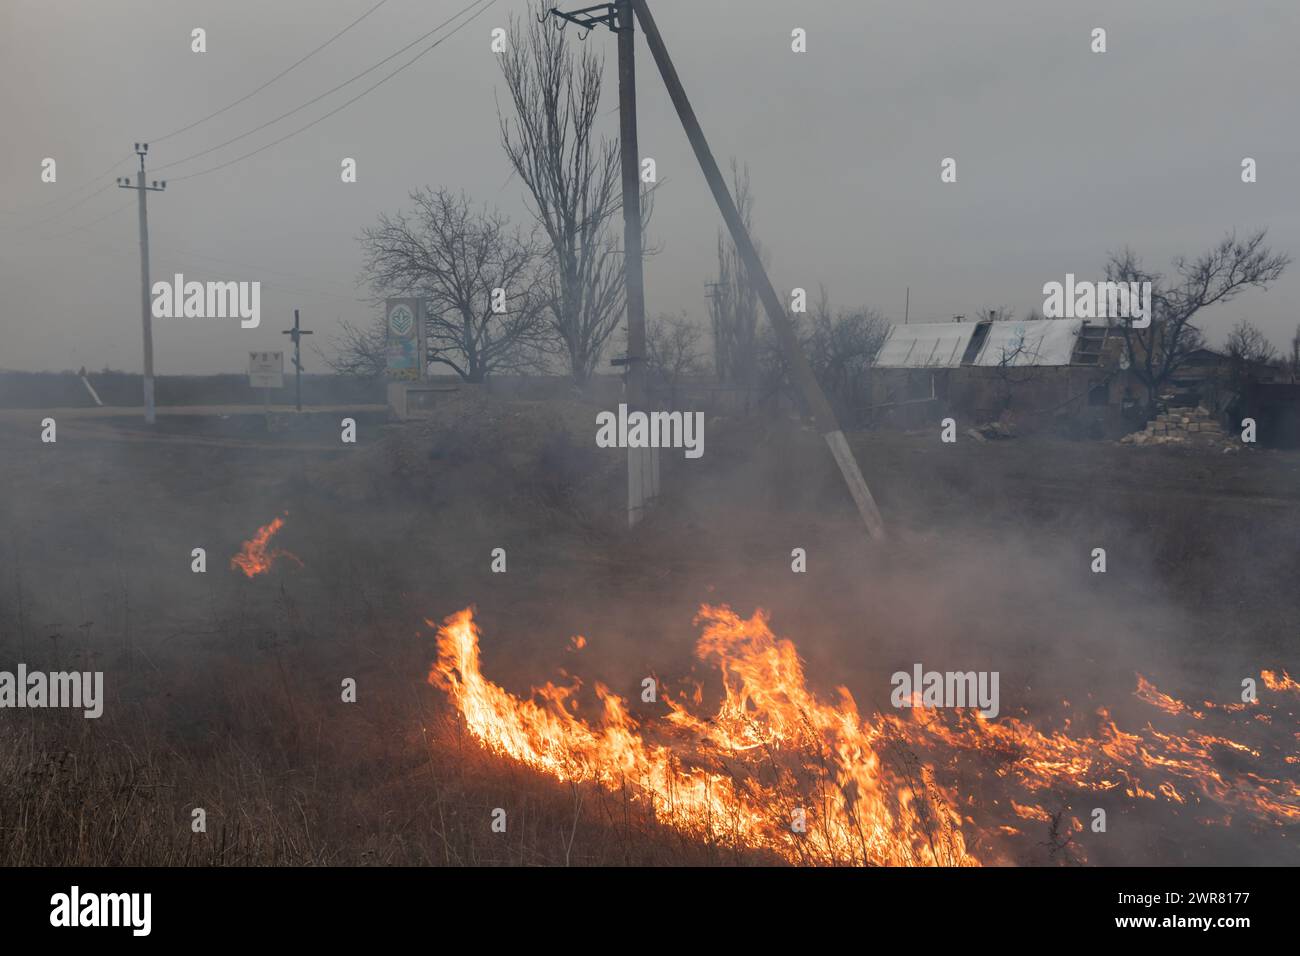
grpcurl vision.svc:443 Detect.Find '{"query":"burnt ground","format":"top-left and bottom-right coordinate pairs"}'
top-left (0, 399), bottom-right (1297, 866)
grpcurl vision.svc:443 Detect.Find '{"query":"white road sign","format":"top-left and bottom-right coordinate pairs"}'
top-left (249, 350), bottom-right (284, 388)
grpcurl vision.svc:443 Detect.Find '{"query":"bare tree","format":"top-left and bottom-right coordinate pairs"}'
top-left (1106, 230), bottom-right (1290, 405)
top-left (1225, 319), bottom-right (1278, 365)
top-left (359, 188), bottom-right (547, 382)
top-left (708, 159), bottom-right (761, 390)
top-left (806, 290), bottom-right (891, 422)
top-left (644, 310), bottom-right (705, 405)
top-left (498, 11), bottom-right (625, 386)
top-left (324, 313), bottom-right (388, 379)
top-left (1225, 319), bottom-right (1278, 390)
top-left (758, 287), bottom-right (889, 423)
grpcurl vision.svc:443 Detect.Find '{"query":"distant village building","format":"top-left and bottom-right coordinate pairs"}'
top-left (869, 317), bottom-right (1135, 435)
top-left (868, 317), bottom-right (1300, 446)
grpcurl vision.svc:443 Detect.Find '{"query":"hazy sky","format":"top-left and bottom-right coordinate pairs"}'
top-left (2, 0), bottom-right (1297, 374)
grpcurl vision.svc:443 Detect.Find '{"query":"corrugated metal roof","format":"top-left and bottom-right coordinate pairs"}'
top-left (874, 322), bottom-right (976, 368)
top-left (970, 319), bottom-right (1083, 367)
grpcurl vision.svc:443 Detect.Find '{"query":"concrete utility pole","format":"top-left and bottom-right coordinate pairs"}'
top-left (551, 2), bottom-right (654, 527)
top-left (615, 0), bottom-right (647, 414)
top-left (629, 0), bottom-right (886, 539)
top-left (117, 143), bottom-right (165, 425)
top-left (281, 308), bottom-right (313, 412)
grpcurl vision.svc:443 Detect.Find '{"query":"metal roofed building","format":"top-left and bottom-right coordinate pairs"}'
top-left (868, 318), bottom-right (1137, 434)
top-left (967, 318), bottom-right (1084, 367)
top-left (874, 322), bottom-right (977, 369)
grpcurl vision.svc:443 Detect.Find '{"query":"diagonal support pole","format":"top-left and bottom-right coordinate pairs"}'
top-left (630, 0), bottom-right (886, 539)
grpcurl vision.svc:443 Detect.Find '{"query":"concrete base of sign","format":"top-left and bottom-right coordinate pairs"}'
top-left (387, 381), bottom-right (467, 420)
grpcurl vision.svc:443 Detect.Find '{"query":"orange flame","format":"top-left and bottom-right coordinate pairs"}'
top-left (428, 606), bottom-right (1300, 865)
top-left (1263, 670), bottom-right (1300, 695)
top-left (431, 605), bottom-right (974, 866)
top-left (230, 515), bottom-right (302, 578)
top-left (1135, 673), bottom-right (1203, 719)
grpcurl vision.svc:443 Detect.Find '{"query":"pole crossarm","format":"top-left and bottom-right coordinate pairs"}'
top-left (548, 4), bottom-right (622, 32)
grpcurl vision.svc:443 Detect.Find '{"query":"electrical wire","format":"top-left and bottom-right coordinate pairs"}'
top-left (153, 0), bottom-right (490, 177)
top-left (0, 154), bottom-right (134, 219)
top-left (35, 196), bottom-right (135, 241)
top-left (148, 0), bottom-right (393, 146)
top-left (168, 0), bottom-right (499, 183)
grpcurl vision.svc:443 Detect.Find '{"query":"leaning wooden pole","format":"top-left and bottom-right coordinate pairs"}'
top-left (630, 0), bottom-right (886, 539)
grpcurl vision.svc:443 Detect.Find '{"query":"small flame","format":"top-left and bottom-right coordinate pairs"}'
top-left (230, 515), bottom-right (302, 578)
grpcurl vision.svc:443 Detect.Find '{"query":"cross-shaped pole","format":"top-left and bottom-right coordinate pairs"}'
top-left (281, 308), bottom-right (313, 412)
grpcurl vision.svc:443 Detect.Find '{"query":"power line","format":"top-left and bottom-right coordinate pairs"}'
top-left (0, 152), bottom-right (135, 218)
top-left (21, 213), bottom-right (363, 298)
top-left (2, 0), bottom-right (490, 219)
top-left (35, 196), bottom-right (135, 241)
top-left (167, 0), bottom-right (499, 183)
top-left (11, 182), bottom-right (118, 233)
top-left (154, 0), bottom-right (490, 177)
top-left (152, 233), bottom-right (363, 294)
top-left (2, 0), bottom-right (390, 220)
top-left (19, 232), bottom-right (366, 307)
top-left (148, 0), bottom-right (393, 146)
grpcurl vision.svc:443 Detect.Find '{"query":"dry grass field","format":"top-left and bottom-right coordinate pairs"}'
top-left (2, 397), bottom-right (1297, 865)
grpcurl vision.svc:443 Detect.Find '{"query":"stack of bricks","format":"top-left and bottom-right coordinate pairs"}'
top-left (1121, 406), bottom-right (1234, 448)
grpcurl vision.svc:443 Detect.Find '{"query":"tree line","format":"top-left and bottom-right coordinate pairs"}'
top-left (330, 4), bottom-right (1291, 420)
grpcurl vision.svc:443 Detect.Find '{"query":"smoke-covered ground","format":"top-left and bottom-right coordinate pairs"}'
top-left (0, 395), bottom-right (1296, 865)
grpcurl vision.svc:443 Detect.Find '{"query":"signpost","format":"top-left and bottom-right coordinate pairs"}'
top-left (249, 350), bottom-right (285, 389)
top-left (249, 350), bottom-right (284, 424)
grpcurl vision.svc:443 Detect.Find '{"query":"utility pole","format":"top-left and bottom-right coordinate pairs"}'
top-left (281, 308), bottom-right (313, 412)
top-left (117, 144), bottom-right (165, 425)
top-left (629, 0), bottom-right (886, 539)
top-left (615, 0), bottom-right (647, 415)
top-left (551, 2), bottom-right (652, 526)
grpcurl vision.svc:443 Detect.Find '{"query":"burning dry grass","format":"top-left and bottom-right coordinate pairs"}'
top-left (8, 598), bottom-right (1288, 867)
top-left (230, 515), bottom-right (302, 579)
top-left (429, 606), bottom-right (1300, 866)
top-left (3, 409), bottom-right (1298, 867)
top-left (432, 604), bottom-right (974, 866)
top-left (0, 631), bottom-right (748, 867)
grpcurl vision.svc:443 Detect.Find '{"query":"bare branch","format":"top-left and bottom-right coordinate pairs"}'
top-left (498, 7), bottom-right (628, 386)
top-left (357, 187), bottom-right (549, 381)
top-left (1106, 230), bottom-right (1289, 404)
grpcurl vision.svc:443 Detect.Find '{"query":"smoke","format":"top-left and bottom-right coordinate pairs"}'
top-left (1, 401), bottom-right (1295, 865)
